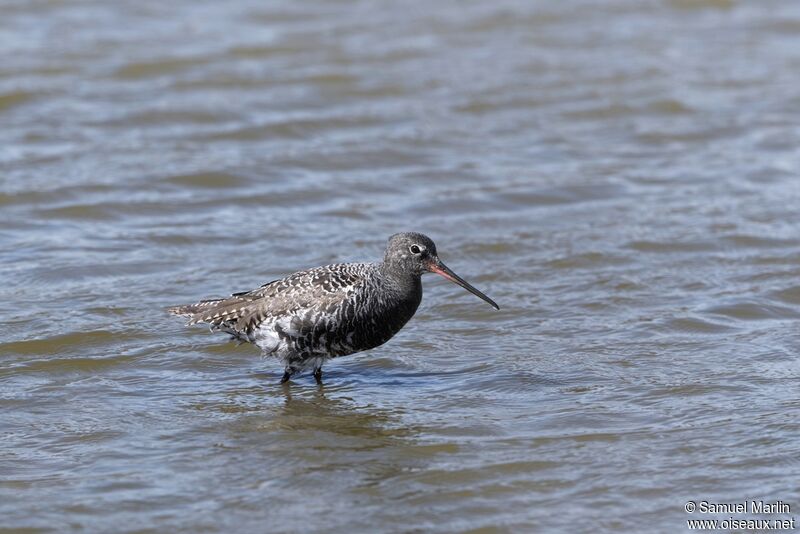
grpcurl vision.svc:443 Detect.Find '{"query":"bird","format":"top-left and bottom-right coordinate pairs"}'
top-left (167, 232), bottom-right (499, 384)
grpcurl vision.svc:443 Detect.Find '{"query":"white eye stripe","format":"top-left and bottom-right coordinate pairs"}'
top-left (409, 244), bottom-right (425, 254)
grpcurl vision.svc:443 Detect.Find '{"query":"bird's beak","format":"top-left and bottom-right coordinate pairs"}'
top-left (426, 258), bottom-right (500, 310)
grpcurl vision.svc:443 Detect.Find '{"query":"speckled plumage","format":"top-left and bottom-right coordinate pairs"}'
top-left (168, 233), bottom-right (498, 384)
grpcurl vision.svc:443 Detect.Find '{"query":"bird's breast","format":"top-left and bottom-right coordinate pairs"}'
top-left (342, 282), bottom-right (422, 354)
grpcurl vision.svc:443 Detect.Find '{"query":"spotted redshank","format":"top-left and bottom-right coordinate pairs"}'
top-left (168, 232), bottom-right (499, 384)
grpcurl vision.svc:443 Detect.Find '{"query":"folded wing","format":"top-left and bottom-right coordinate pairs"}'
top-left (167, 264), bottom-right (367, 341)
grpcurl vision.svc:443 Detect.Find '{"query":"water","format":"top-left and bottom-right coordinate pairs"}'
top-left (2, 0), bottom-right (800, 531)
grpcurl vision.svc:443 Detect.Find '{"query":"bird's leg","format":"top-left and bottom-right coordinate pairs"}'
top-left (280, 365), bottom-right (296, 384)
top-left (313, 367), bottom-right (323, 385)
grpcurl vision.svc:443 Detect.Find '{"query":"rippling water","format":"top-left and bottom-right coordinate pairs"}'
top-left (3, 0), bottom-right (800, 531)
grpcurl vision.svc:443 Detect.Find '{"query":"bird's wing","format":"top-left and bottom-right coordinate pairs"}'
top-left (168, 264), bottom-right (369, 336)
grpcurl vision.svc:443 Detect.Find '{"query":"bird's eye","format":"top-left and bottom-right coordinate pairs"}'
top-left (410, 245), bottom-right (422, 254)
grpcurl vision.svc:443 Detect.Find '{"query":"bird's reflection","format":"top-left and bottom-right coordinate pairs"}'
top-left (192, 371), bottom-right (448, 490)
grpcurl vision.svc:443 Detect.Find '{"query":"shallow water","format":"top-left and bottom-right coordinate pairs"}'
top-left (2, 0), bottom-right (800, 532)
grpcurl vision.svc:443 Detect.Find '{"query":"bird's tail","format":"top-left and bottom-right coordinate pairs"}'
top-left (167, 297), bottom-right (260, 344)
top-left (166, 299), bottom-right (226, 318)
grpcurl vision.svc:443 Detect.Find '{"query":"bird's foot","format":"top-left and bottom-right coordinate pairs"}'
top-left (313, 368), bottom-right (323, 385)
top-left (280, 370), bottom-right (292, 384)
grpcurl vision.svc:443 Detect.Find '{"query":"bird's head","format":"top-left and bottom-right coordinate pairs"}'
top-left (383, 232), bottom-right (499, 310)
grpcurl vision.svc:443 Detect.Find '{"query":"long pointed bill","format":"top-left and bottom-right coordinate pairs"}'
top-left (427, 259), bottom-right (500, 310)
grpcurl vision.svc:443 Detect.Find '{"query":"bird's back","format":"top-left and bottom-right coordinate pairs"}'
top-left (168, 263), bottom-right (373, 344)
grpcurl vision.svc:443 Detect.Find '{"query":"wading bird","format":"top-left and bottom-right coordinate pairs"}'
top-left (168, 232), bottom-right (499, 384)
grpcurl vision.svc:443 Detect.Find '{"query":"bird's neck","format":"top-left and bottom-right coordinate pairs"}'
top-left (378, 262), bottom-right (422, 297)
